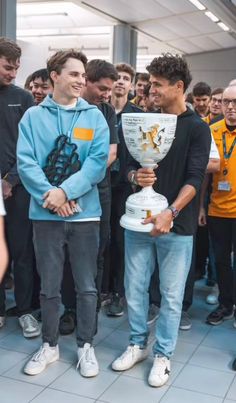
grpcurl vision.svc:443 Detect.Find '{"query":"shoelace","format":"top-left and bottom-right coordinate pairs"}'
top-left (32, 346), bottom-right (47, 362)
top-left (76, 346), bottom-right (95, 370)
top-left (119, 346), bottom-right (138, 362)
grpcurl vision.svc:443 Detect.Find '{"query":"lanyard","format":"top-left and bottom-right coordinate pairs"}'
top-left (222, 133), bottom-right (236, 176)
top-left (57, 108), bottom-right (79, 141)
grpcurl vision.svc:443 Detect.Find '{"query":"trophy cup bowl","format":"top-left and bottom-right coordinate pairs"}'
top-left (120, 113), bottom-right (177, 232)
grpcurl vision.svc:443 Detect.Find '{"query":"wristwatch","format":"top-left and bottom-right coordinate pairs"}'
top-left (129, 170), bottom-right (138, 185)
top-left (167, 205), bottom-right (179, 219)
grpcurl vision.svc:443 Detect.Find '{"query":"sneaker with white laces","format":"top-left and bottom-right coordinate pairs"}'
top-left (19, 313), bottom-right (40, 338)
top-left (148, 355), bottom-right (170, 387)
top-left (24, 343), bottom-right (59, 375)
top-left (112, 345), bottom-right (148, 371)
top-left (0, 316), bottom-right (6, 328)
top-left (77, 343), bottom-right (99, 377)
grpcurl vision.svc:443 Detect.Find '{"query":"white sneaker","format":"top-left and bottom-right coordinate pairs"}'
top-left (148, 355), bottom-right (170, 387)
top-left (112, 345), bottom-right (148, 371)
top-left (0, 316), bottom-right (6, 328)
top-left (19, 314), bottom-right (40, 338)
top-left (24, 343), bottom-right (59, 375)
top-left (206, 285), bottom-right (219, 305)
top-left (77, 343), bottom-right (99, 377)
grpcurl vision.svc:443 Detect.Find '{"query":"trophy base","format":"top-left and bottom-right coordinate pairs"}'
top-left (120, 186), bottom-right (169, 233)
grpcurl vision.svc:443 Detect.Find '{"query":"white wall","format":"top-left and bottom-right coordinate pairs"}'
top-left (186, 47), bottom-right (236, 90)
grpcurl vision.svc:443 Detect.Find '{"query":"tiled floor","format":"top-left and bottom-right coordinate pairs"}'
top-left (0, 280), bottom-right (236, 403)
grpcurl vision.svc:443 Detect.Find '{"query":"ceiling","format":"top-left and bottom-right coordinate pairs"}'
top-left (16, 0), bottom-right (236, 70)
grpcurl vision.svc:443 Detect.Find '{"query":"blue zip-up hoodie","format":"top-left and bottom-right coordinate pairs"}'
top-left (17, 95), bottom-right (109, 221)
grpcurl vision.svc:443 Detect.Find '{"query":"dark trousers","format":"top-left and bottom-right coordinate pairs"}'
top-left (0, 185), bottom-right (34, 316)
top-left (33, 220), bottom-right (99, 347)
top-left (208, 216), bottom-right (236, 309)
top-left (61, 191), bottom-right (111, 312)
top-left (109, 184), bottom-right (132, 297)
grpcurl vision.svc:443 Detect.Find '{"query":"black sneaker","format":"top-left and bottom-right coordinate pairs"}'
top-left (59, 309), bottom-right (76, 335)
top-left (100, 293), bottom-right (111, 307)
top-left (206, 305), bottom-right (234, 325)
top-left (106, 294), bottom-right (124, 317)
top-left (6, 306), bottom-right (18, 317)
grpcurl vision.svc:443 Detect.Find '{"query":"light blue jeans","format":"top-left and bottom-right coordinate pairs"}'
top-left (124, 229), bottom-right (193, 358)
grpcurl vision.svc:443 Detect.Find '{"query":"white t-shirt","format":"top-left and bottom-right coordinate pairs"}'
top-left (0, 181), bottom-right (6, 216)
top-left (209, 133), bottom-right (220, 159)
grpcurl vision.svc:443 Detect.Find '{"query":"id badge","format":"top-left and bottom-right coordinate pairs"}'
top-left (218, 181), bottom-right (231, 191)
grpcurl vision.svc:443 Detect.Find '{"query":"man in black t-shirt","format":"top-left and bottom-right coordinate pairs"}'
top-left (0, 37), bottom-right (40, 338)
top-left (111, 54), bottom-right (211, 387)
top-left (59, 59), bottom-right (119, 335)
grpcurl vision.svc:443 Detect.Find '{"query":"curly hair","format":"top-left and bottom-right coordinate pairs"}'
top-left (146, 53), bottom-right (192, 92)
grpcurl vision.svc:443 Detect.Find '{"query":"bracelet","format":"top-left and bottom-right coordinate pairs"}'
top-left (167, 205), bottom-right (179, 219)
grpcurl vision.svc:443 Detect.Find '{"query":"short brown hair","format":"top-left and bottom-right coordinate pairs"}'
top-left (135, 72), bottom-right (149, 84)
top-left (211, 87), bottom-right (224, 97)
top-left (47, 49), bottom-right (87, 83)
top-left (115, 63), bottom-right (135, 82)
top-left (0, 37), bottom-right (21, 62)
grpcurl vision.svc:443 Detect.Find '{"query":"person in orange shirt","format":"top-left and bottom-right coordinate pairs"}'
top-left (206, 85), bottom-right (236, 338)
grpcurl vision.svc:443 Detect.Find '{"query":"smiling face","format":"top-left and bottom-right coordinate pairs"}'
top-left (0, 56), bottom-right (20, 86)
top-left (149, 75), bottom-right (182, 112)
top-left (209, 93), bottom-right (223, 117)
top-left (51, 57), bottom-right (86, 104)
top-left (31, 77), bottom-right (53, 104)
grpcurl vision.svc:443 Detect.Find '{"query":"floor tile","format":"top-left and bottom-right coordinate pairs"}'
top-left (189, 345), bottom-right (234, 372)
top-left (172, 340), bottom-right (197, 363)
top-left (4, 358), bottom-right (71, 387)
top-left (0, 375), bottom-right (43, 403)
top-left (173, 364), bottom-right (235, 397)
top-left (0, 348), bottom-right (28, 374)
top-left (0, 317), bottom-right (19, 340)
top-left (94, 345), bottom-right (123, 371)
top-left (50, 367), bottom-right (119, 399)
top-left (160, 386), bottom-right (223, 403)
top-left (226, 376), bottom-right (236, 400)
top-left (31, 388), bottom-right (95, 402)
top-left (99, 374), bottom-right (167, 403)
top-left (202, 326), bottom-right (236, 353)
top-left (97, 329), bottom-right (130, 351)
top-left (178, 320), bottom-right (210, 344)
top-left (0, 331), bottom-right (41, 354)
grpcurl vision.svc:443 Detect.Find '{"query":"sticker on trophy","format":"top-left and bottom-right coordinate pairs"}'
top-left (218, 181), bottom-right (231, 191)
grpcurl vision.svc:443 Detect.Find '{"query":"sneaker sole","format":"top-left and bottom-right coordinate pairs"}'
top-left (148, 375), bottom-right (169, 387)
top-left (24, 354), bottom-right (59, 375)
top-left (207, 312), bottom-right (234, 326)
top-left (179, 324), bottom-right (192, 331)
top-left (106, 311), bottom-right (124, 317)
top-left (23, 330), bottom-right (41, 338)
top-left (80, 368), bottom-right (99, 377)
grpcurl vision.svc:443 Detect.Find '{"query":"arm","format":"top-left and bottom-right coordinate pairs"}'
top-left (0, 216), bottom-right (8, 283)
top-left (17, 110), bottom-right (55, 206)
top-left (107, 144), bottom-right (117, 167)
top-left (198, 174), bottom-right (211, 226)
top-left (206, 133), bottom-right (220, 173)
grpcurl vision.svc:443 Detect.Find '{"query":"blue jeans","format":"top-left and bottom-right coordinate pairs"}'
top-left (124, 230), bottom-right (193, 358)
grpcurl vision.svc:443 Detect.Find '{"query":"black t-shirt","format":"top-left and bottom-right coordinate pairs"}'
top-left (110, 101), bottom-right (143, 187)
top-left (0, 84), bottom-right (34, 184)
top-left (127, 108), bottom-right (211, 235)
top-left (97, 102), bottom-right (118, 195)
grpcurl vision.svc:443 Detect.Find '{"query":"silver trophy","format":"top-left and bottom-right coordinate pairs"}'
top-left (120, 113), bottom-right (177, 232)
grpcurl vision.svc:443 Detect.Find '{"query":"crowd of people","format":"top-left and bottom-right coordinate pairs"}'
top-left (0, 35), bottom-right (235, 386)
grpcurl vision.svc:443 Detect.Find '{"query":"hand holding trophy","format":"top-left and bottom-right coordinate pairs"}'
top-left (120, 113), bottom-right (177, 232)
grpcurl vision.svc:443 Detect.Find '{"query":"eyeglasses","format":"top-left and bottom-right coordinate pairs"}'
top-left (222, 98), bottom-right (236, 107)
top-left (211, 97), bottom-right (222, 104)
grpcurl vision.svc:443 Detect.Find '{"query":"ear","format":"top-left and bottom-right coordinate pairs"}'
top-left (50, 71), bottom-right (57, 84)
top-left (176, 80), bottom-right (184, 92)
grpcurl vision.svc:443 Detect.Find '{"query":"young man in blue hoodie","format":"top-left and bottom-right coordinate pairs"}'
top-left (17, 50), bottom-right (109, 377)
